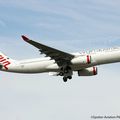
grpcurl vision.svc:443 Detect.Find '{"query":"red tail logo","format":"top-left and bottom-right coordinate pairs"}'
top-left (0, 55), bottom-right (11, 70)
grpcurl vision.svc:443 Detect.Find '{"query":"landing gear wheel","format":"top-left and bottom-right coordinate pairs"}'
top-left (68, 76), bottom-right (72, 80)
top-left (63, 77), bottom-right (67, 82)
top-left (59, 72), bottom-right (64, 76)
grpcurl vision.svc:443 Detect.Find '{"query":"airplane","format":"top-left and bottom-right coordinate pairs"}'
top-left (0, 35), bottom-right (120, 82)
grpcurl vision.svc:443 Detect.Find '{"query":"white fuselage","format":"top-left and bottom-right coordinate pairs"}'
top-left (1, 47), bottom-right (120, 74)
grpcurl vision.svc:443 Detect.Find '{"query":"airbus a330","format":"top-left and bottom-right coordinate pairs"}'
top-left (0, 35), bottom-right (120, 82)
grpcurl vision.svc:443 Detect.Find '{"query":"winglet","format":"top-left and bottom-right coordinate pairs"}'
top-left (21, 35), bottom-right (30, 41)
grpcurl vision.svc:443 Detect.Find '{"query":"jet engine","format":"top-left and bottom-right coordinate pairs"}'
top-left (0, 64), bottom-right (3, 70)
top-left (71, 55), bottom-right (91, 65)
top-left (78, 66), bottom-right (97, 76)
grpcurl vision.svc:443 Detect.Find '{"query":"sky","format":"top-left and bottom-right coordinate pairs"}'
top-left (0, 0), bottom-right (120, 120)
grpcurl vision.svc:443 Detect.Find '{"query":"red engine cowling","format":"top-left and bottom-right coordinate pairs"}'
top-left (78, 66), bottom-right (98, 76)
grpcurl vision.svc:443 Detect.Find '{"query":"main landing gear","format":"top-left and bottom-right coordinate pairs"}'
top-left (61, 66), bottom-right (73, 82)
top-left (63, 76), bottom-right (72, 82)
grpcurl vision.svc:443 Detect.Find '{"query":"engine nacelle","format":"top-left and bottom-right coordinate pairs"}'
top-left (78, 66), bottom-right (98, 76)
top-left (71, 55), bottom-right (91, 65)
top-left (0, 64), bottom-right (3, 70)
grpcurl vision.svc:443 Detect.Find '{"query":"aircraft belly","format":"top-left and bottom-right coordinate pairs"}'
top-left (8, 61), bottom-right (56, 73)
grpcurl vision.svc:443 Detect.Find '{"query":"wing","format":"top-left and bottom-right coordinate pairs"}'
top-left (21, 35), bottom-right (74, 66)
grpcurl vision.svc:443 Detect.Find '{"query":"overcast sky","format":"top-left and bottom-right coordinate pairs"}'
top-left (0, 0), bottom-right (120, 120)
